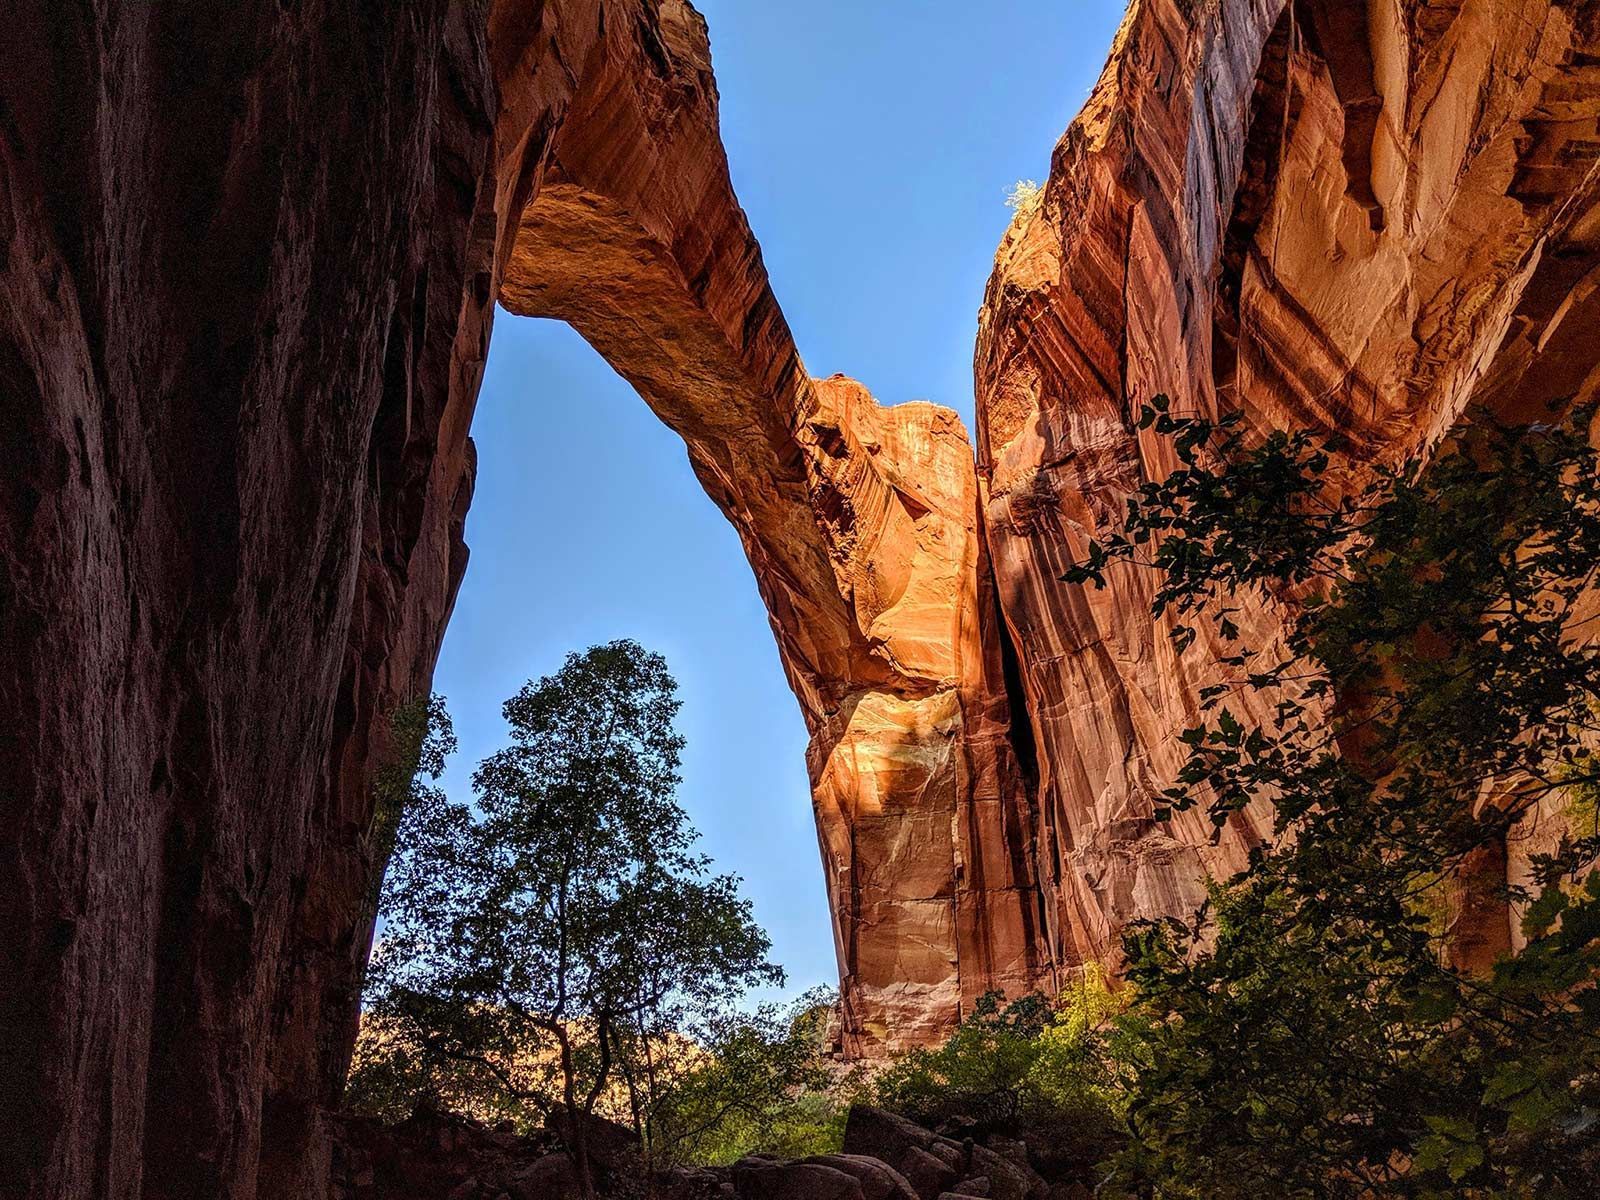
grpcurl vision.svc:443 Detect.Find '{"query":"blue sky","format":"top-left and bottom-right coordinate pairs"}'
top-left (431, 0), bottom-right (1127, 1000)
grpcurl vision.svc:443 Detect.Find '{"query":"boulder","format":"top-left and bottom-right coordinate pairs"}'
top-left (842, 1107), bottom-right (939, 1162)
top-left (544, 1106), bottom-right (640, 1174)
top-left (801, 1154), bottom-right (920, 1200)
top-left (508, 1152), bottom-right (582, 1200)
top-left (964, 1145), bottom-right (1045, 1200)
top-left (983, 1136), bottom-right (1030, 1170)
top-left (893, 1147), bottom-right (961, 1200)
top-left (732, 1157), bottom-right (867, 1200)
top-left (841, 1107), bottom-right (982, 1200)
top-left (656, 1166), bottom-right (734, 1200)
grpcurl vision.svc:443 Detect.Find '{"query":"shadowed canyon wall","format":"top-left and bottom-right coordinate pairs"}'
top-left (0, 2), bottom-right (1037, 1196)
top-left (2, 0), bottom-right (1599, 1196)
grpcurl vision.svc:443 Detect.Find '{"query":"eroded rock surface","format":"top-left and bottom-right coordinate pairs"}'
top-left (5, 0), bottom-right (1600, 1195)
top-left (975, 0), bottom-right (1600, 972)
top-left (0, 2), bottom-right (511, 1196)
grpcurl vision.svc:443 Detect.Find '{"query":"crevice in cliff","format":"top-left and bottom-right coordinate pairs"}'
top-left (1215, 1), bottom-right (1296, 417)
top-left (993, 594), bottom-right (1039, 801)
top-left (984, 553), bottom-right (1058, 988)
top-left (1296, 0), bottom-right (1386, 230)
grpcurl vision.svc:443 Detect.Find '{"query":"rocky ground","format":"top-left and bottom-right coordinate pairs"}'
top-left (330, 1105), bottom-right (1095, 1200)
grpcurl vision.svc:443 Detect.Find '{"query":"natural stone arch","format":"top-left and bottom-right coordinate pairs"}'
top-left (493, 2), bottom-right (1049, 1055)
top-left (6, 0), bottom-right (1599, 1195)
top-left (293, 2), bottom-right (1052, 1192)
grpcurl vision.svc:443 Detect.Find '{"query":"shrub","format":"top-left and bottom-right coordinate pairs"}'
top-left (650, 992), bottom-right (859, 1166)
top-left (635, 988), bottom-right (847, 1169)
top-left (1068, 400), bottom-right (1600, 1197)
top-left (872, 967), bottom-right (1128, 1169)
top-left (1005, 179), bottom-right (1042, 212)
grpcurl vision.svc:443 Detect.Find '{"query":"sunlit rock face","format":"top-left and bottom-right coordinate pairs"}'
top-left (975, 0), bottom-right (1600, 973)
top-left (5, 0), bottom-right (1600, 1193)
top-left (797, 377), bottom-right (1046, 1054)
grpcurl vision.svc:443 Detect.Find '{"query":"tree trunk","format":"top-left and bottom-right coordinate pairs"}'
top-left (556, 1028), bottom-right (596, 1200)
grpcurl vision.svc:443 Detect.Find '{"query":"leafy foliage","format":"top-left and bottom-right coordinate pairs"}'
top-left (873, 969), bottom-right (1128, 1168)
top-left (1065, 401), bottom-right (1600, 1197)
top-left (356, 641), bottom-right (790, 1189)
top-left (645, 989), bottom-right (851, 1167)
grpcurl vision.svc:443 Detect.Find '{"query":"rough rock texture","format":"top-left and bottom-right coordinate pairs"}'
top-left (326, 1105), bottom-right (1066, 1200)
top-left (839, 1107), bottom-right (1049, 1200)
top-left (0, 2), bottom-right (1037, 1196)
top-left (491, 14), bottom-right (1053, 1044)
top-left (7, 0), bottom-right (1600, 1194)
top-left (975, 0), bottom-right (1600, 972)
top-left (0, 3), bottom-right (508, 1197)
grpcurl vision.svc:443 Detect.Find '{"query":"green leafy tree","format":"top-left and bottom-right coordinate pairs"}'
top-left (1066, 400), bottom-right (1600, 1197)
top-left (361, 641), bottom-right (783, 1196)
top-left (346, 694), bottom-right (483, 1123)
top-left (642, 988), bottom-right (845, 1168)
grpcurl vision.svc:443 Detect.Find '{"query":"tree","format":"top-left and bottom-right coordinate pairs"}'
top-left (361, 640), bottom-right (783, 1196)
top-left (1065, 400), bottom-right (1600, 1197)
top-left (638, 987), bottom-right (844, 1168)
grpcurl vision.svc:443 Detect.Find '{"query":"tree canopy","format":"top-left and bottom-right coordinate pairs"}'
top-left (354, 641), bottom-right (789, 1192)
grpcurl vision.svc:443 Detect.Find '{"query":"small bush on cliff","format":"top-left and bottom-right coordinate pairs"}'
top-left (1066, 400), bottom-right (1600, 1197)
top-left (356, 641), bottom-right (791, 1195)
top-left (1005, 178), bottom-right (1042, 213)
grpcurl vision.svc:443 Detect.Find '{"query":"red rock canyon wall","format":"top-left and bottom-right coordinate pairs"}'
top-left (3, 0), bottom-right (1599, 1196)
top-left (976, 0), bottom-right (1600, 972)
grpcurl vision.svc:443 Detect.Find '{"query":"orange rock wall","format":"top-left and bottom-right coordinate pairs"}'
top-left (5, 0), bottom-right (1600, 1195)
top-left (975, 0), bottom-right (1600, 971)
